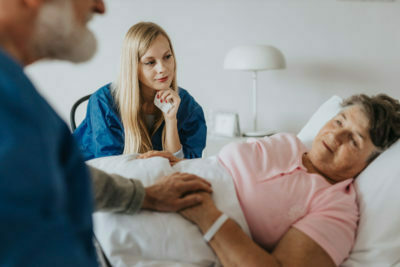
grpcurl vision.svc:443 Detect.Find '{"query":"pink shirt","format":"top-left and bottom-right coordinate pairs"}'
top-left (218, 133), bottom-right (358, 266)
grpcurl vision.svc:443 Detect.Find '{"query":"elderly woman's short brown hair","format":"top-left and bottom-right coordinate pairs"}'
top-left (342, 94), bottom-right (400, 161)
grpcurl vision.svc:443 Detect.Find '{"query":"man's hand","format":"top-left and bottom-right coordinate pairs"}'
top-left (142, 172), bottom-right (212, 212)
top-left (138, 150), bottom-right (183, 166)
top-left (179, 192), bottom-right (222, 234)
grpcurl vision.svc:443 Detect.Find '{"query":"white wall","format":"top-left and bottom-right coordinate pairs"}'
top-left (26, 0), bottom-right (400, 134)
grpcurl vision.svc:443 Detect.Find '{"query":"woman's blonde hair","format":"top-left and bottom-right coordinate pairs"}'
top-left (113, 22), bottom-right (178, 154)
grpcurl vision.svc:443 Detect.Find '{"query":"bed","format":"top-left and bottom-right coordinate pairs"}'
top-left (88, 96), bottom-right (400, 267)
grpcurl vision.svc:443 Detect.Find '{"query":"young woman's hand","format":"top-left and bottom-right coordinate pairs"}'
top-left (138, 150), bottom-right (183, 166)
top-left (156, 89), bottom-right (181, 120)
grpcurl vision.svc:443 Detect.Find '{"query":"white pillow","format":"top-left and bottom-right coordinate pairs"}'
top-left (297, 95), bottom-right (400, 267)
top-left (297, 95), bottom-right (342, 149)
top-left (343, 140), bottom-right (400, 267)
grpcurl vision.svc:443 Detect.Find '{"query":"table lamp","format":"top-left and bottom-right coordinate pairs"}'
top-left (224, 45), bottom-right (286, 137)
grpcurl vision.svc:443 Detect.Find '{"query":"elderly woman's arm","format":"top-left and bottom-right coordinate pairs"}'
top-left (181, 193), bottom-right (336, 267)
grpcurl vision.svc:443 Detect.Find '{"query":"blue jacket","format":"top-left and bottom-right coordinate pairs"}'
top-left (73, 84), bottom-right (207, 161)
top-left (0, 49), bottom-right (97, 266)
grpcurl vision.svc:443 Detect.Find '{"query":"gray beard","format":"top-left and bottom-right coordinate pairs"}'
top-left (30, 0), bottom-right (97, 63)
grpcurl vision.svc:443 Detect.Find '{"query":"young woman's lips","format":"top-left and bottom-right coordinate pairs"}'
top-left (322, 141), bottom-right (333, 153)
top-left (157, 76), bottom-right (168, 82)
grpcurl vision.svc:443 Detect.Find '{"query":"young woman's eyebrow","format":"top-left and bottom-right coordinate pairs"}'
top-left (142, 50), bottom-right (171, 61)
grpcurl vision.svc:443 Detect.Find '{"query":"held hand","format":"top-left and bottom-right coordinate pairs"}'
top-left (142, 172), bottom-right (212, 212)
top-left (156, 89), bottom-right (181, 120)
top-left (179, 192), bottom-right (222, 233)
top-left (137, 150), bottom-right (183, 166)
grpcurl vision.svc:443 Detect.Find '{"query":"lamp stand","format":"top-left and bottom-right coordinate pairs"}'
top-left (243, 71), bottom-right (274, 137)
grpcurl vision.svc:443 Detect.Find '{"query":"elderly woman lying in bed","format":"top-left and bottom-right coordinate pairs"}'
top-left (138, 94), bottom-right (400, 266)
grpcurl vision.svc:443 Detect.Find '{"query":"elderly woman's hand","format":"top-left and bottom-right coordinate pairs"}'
top-left (179, 192), bottom-right (222, 234)
top-left (137, 150), bottom-right (183, 166)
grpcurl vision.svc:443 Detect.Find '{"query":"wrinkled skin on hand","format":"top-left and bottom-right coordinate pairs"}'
top-left (142, 172), bottom-right (212, 212)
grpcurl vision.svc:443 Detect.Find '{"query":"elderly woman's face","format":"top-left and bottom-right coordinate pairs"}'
top-left (308, 105), bottom-right (377, 182)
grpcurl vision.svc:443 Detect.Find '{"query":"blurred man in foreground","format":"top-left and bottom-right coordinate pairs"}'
top-left (0, 0), bottom-right (211, 265)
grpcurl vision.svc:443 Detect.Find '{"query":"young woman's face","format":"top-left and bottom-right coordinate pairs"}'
top-left (308, 105), bottom-right (377, 182)
top-left (138, 35), bottom-right (175, 92)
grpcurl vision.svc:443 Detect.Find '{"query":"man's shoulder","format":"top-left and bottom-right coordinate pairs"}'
top-left (0, 51), bottom-right (32, 97)
top-left (0, 52), bottom-right (68, 141)
top-left (0, 49), bottom-right (22, 71)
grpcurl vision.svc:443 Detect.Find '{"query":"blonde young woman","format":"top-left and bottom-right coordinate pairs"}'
top-left (74, 22), bottom-right (207, 161)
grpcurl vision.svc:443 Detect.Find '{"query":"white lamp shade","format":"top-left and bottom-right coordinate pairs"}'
top-left (224, 45), bottom-right (286, 71)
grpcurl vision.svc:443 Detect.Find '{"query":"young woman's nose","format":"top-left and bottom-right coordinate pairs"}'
top-left (155, 61), bottom-right (166, 73)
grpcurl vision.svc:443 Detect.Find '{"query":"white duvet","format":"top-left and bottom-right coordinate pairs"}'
top-left (88, 154), bottom-right (250, 267)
